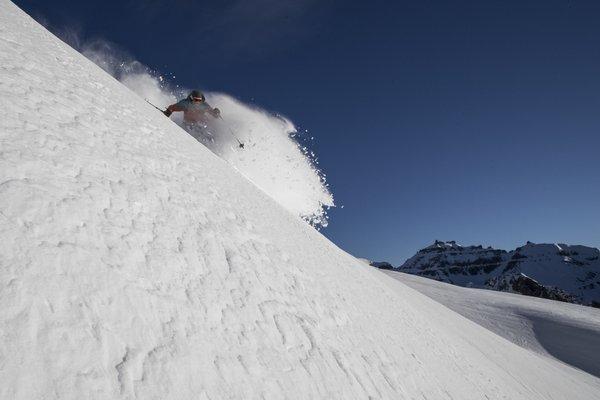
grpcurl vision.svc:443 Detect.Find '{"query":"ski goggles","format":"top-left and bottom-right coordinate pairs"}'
top-left (191, 96), bottom-right (204, 102)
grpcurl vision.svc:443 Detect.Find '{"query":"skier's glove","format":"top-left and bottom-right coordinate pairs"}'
top-left (211, 108), bottom-right (221, 118)
top-left (163, 109), bottom-right (172, 117)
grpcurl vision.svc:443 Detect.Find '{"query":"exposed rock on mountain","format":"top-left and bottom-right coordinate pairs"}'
top-left (372, 241), bottom-right (600, 307)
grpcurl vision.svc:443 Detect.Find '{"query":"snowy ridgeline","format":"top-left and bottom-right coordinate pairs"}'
top-left (374, 240), bottom-right (600, 307)
top-left (1, 1), bottom-right (600, 399)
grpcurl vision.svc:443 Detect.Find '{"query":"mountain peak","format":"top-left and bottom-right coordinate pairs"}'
top-left (397, 241), bottom-right (600, 307)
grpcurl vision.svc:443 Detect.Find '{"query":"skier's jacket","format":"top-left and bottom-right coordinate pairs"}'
top-left (167, 98), bottom-right (216, 124)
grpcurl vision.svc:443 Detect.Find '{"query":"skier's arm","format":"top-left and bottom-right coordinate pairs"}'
top-left (164, 101), bottom-right (187, 116)
top-left (210, 107), bottom-right (221, 118)
top-left (204, 102), bottom-right (221, 118)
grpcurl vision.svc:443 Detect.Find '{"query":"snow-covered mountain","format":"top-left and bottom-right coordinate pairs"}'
top-left (2, 1), bottom-right (600, 399)
top-left (389, 240), bottom-right (600, 307)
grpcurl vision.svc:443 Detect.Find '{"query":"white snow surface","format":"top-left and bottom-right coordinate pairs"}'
top-left (384, 271), bottom-right (600, 379)
top-left (1, 1), bottom-right (600, 399)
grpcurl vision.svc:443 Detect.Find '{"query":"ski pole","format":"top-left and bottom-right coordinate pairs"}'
top-left (145, 99), bottom-right (165, 113)
top-left (218, 115), bottom-right (245, 149)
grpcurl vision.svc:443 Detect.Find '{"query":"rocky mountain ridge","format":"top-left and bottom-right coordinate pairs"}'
top-left (372, 241), bottom-right (600, 307)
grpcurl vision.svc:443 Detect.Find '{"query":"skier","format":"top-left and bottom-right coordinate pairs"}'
top-left (158, 89), bottom-right (244, 149)
top-left (164, 90), bottom-right (220, 123)
top-left (163, 90), bottom-right (221, 143)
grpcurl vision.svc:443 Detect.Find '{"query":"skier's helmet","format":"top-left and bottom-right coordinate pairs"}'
top-left (189, 90), bottom-right (205, 102)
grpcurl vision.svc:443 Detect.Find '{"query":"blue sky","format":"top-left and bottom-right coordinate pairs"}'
top-left (15, 0), bottom-right (600, 264)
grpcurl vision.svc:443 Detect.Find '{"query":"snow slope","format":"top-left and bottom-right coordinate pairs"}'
top-left (384, 270), bottom-right (600, 379)
top-left (1, 1), bottom-right (600, 399)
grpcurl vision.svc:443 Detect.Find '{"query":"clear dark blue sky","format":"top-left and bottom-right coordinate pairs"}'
top-left (15, 0), bottom-right (600, 264)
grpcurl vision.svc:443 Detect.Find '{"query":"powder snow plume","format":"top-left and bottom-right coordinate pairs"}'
top-left (78, 40), bottom-right (334, 227)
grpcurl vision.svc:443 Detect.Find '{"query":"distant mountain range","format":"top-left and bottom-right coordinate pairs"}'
top-left (370, 241), bottom-right (600, 308)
